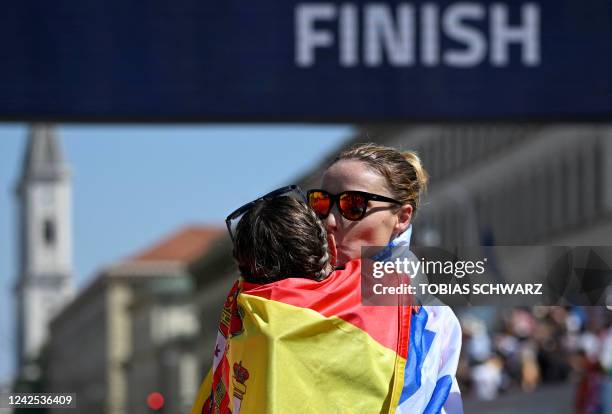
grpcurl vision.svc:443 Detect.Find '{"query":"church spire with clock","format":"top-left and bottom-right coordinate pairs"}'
top-left (14, 124), bottom-right (74, 379)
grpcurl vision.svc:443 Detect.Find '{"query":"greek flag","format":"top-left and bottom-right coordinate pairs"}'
top-left (374, 227), bottom-right (464, 414)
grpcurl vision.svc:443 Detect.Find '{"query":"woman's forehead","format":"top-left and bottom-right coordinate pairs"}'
top-left (321, 160), bottom-right (389, 193)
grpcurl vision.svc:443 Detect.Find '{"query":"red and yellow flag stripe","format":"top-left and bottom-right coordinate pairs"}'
top-left (192, 259), bottom-right (411, 414)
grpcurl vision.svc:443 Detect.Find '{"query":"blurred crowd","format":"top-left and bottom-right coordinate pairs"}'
top-left (456, 306), bottom-right (612, 413)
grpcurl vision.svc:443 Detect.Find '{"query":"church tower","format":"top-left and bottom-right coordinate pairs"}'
top-left (14, 124), bottom-right (74, 379)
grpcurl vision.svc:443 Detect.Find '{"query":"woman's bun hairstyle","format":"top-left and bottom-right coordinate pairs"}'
top-left (401, 150), bottom-right (429, 196)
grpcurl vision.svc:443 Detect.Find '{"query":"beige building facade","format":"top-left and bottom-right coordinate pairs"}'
top-left (126, 276), bottom-right (201, 414)
top-left (46, 226), bottom-right (223, 414)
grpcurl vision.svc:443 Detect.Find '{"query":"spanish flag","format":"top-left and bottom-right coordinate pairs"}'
top-left (191, 259), bottom-right (411, 414)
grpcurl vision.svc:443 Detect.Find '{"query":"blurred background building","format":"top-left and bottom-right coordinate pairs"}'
top-left (123, 227), bottom-right (222, 414)
top-left (13, 126), bottom-right (75, 389)
top-left (0, 380), bottom-right (11, 414)
top-left (126, 274), bottom-right (199, 414)
top-left (45, 226), bottom-right (222, 414)
top-left (369, 124), bottom-right (612, 247)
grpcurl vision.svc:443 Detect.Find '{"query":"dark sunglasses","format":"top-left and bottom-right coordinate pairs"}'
top-left (307, 189), bottom-right (402, 221)
top-left (226, 185), bottom-right (306, 240)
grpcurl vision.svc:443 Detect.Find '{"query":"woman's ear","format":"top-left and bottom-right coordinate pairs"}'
top-left (394, 204), bottom-right (413, 234)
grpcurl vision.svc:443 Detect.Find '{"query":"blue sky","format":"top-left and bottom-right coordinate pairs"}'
top-left (0, 123), bottom-right (352, 383)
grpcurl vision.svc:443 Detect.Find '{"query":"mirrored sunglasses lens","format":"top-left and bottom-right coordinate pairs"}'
top-left (308, 192), bottom-right (331, 217)
top-left (339, 193), bottom-right (367, 220)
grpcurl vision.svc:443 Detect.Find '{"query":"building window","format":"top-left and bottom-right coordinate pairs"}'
top-left (44, 219), bottom-right (56, 246)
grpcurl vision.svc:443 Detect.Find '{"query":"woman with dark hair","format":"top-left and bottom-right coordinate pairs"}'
top-left (192, 189), bottom-right (411, 414)
top-left (232, 195), bottom-right (332, 284)
top-left (308, 143), bottom-right (464, 414)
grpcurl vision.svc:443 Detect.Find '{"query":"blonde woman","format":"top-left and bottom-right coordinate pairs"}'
top-left (308, 143), bottom-right (464, 414)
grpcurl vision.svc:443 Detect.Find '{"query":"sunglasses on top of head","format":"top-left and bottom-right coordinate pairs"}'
top-left (307, 189), bottom-right (402, 221)
top-left (226, 185), bottom-right (306, 241)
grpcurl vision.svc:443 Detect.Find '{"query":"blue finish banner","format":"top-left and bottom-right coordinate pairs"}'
top-left (1, 1), bottom-right (611, 121)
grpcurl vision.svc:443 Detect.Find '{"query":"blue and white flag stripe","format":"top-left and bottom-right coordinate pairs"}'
top-left (397, 306), bottom-right (463, 414)
top-left (374, 226), bottom-right (464, 414)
